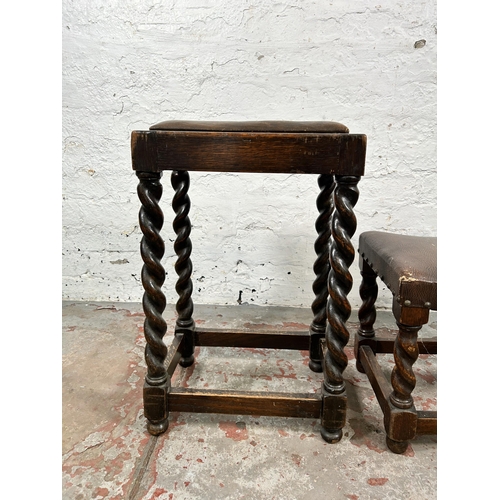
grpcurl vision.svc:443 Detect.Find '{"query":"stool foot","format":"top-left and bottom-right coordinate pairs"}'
top-left (320, 427), bottom-right (343, 443)
top-left (386, 436), bottom-right (408, 454)
top-left (308, 359), bottom-right (323, 373)
top-left (147, 419), bottom-right (169, 436)
top-left (179, 354), bottom-right (195, 368)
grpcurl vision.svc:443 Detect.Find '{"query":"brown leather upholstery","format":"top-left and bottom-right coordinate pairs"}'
top-left (150, 120), bottom-right (349, 133)
top-left (359, 231), bottom-right (437, 310)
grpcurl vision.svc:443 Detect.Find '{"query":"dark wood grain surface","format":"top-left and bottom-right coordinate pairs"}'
top-left (131, 130), bottom-right (366, 175)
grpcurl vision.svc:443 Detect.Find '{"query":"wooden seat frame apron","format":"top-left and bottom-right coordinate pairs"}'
top-left (130, 121), bottom-right (366, 443)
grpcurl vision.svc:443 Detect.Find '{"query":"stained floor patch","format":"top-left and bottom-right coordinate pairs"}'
top-left (63, 301), bottom-right (437, 500)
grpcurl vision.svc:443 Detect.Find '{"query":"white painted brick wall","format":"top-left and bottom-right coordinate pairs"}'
top-left (62, 0), bottom-right (437, 310)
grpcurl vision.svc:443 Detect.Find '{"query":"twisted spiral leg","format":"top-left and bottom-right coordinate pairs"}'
top-left (171, 170), bottom-right (195, 367)
top-left (321, 175), bottom-right (360, 443)
top-left (355, 260), bottom-right (378, 373)
top-left (390, 322), bottom-right (420, 409)
top-left (323, 176), bottom-right (360, 393)
top-left (309, 174), bottom-right (335, 372)
top-left (358, 262), bottom-right (378, 335)
top-left (137, 171), bottom-right (169, 435)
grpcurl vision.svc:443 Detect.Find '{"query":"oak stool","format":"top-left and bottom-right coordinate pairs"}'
top-left (354, 231), bottom-right (437, 453)
top-left (130, 120), bottom-right (366, 442)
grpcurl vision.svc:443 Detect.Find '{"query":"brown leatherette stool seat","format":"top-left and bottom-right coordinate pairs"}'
top-left (131, 120), bottom-right (366, 443)
top-left (150, 120), bottom-right (349, 133)
top-left (354, 231), bottom-right (437, 453)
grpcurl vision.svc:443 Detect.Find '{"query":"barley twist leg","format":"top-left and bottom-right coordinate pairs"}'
top-left (309, 174), bottom-right (335, 372)
top-left (171, 170), bottom-right (195, 367)
top-left (390, 322), bottom-right (420, 410)
top-left (384, 321), bottom-right (420, 453)
top-left (321, 175), bottom-right (360, 443)
top-left (137, 171), bottom-right (169, 435)
top-left (355, 259), bottom-right (378, 373)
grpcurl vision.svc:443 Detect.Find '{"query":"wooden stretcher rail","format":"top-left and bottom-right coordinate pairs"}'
top-left (166, 335), bottom-right (182, 377)
top-left (368, 336), bottom-right (437, 355)
top-left (194, 327), bottom-right (310, 350)
top-left (416, 411), bottom-right (438, 435)
top-left (168, 388), bottom-right (322, 418)
top-left (359, 346), bottom-right (392, 415)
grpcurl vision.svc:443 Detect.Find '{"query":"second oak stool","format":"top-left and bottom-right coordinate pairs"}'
top-left (354, 231), bottom-right (437, 453)
top-left (130, 120), bottom-right (366, 443)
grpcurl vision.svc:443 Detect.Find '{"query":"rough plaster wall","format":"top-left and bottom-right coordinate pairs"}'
top-left (62, 0), bottom-right (437, 310)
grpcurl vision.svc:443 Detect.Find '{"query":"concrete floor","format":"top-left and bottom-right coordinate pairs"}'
top-left (62, 301), bottom-right (437, 500)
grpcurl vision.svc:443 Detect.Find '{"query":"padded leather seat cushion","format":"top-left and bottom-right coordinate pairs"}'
top-left (359, 231), bottom-right (437, 310)
top-left (150, 120), bottom-right (349, 133)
